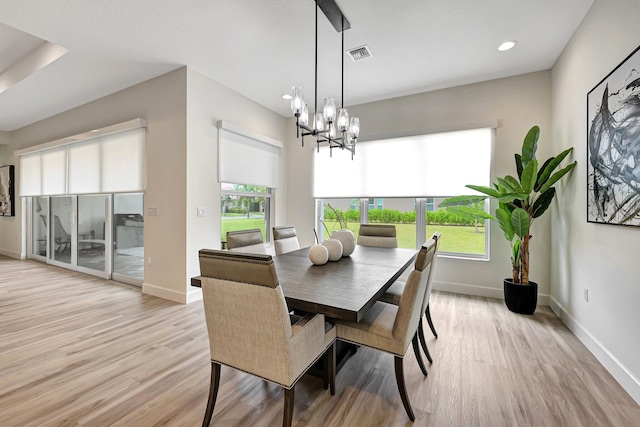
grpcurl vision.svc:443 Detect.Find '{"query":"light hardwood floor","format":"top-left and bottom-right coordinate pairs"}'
top-left (1, 256), bottom-right (638, 426)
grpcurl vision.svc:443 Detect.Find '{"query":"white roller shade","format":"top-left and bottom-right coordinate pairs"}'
top-left (19, 153), bottom-right (42, 197)
top-left (41, 149), bottom-right (66, 195)
top-left (314, 128), bottom-right (493, 198)
top-left (218, 121), bottom-right (281, 188)
top-left (16, 119), bottom-right (146, 196)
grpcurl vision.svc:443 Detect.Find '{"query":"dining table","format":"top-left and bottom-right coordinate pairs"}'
top-left (191, 245), bottom-right (417, 323)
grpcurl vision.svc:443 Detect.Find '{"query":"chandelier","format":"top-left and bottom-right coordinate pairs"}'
top-left (290, 0), bottom-right (360, 159)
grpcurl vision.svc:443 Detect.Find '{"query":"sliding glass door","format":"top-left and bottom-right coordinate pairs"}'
top-left (28, 194), bottom-right (128, 282)
top-left (113, 193), bottom-right (144, 283)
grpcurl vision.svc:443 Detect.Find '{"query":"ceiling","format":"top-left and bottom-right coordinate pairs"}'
top-left (0, 0), bottom-right (594, 132)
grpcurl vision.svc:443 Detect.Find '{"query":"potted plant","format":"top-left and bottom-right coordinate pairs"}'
top-left (439, 126), bottom-right (576, 314)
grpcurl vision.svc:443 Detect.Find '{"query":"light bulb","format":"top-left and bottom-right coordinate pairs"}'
top-left (323, 98), bottom-right (336, 124)
top-left (299, 104), bottom-right (309, 126)
top-left (314, 112), bottom-right (325, 131)
top-left (337, 108), bottom-right (349, 132)
top-left (291, 87), bottom-right (304, 115)
top-left (349, 117), bottom-right (360, 139)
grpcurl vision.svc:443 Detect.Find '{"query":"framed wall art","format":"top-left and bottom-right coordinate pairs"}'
top-left (587, 44), bottom-right (640, 227)
top-left (0, 165), bottom-right (15, 217)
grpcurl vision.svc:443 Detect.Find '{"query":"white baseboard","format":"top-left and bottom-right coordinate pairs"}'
top-left (141, 282), bottom-right (203, 304)
top-left (186, 286), bottom-right (203, 304)
top-left (433, 280), bottom-right (550, 306)
top-left (0, 248), bottom-right (23, 259)
top-left (550, 297), bottom-right (640, 405)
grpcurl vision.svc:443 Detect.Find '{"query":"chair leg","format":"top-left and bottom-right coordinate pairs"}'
top-left (394, 356), bottom-right (415, 422)
top-left (283, 386), bottom-right (295, 427)
top-left (418, 318), bottom-right (433, 364)
top-left (202, 361), bottom-right (221, 427)
top-left (412, 334), bottom-right (429, 377)
top-left (426, 304), bottom-right (438, 338)
top-left (327, 342), bottom-right (336, 395)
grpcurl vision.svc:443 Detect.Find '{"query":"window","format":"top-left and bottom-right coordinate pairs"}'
top-left (221, 183), bottom-right (271, 245)
top-left (314, 128), bottom-right (493, 257)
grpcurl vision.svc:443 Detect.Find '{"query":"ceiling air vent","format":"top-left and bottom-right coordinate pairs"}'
top-left (347, 45), bottom-right (372, 61)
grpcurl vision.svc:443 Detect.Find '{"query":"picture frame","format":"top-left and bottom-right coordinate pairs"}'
top-left (587, 44), bottom-right (640, 227)
top-left (0, 164), bottom-right (15, 217)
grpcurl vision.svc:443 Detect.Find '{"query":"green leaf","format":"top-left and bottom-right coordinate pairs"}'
top-left (535, 157), bottom-right (555, 191)
top-left (511, 208), bottom-right (530, 238)
top-left (539, 161), bottom-right (577, 193)
top-left (445, 206), bottom-right (495, 221)
top-left (515, 154), bottom-right (523, 180)
top-left (537, 148), bottom-right (574, 189)
top-left (532, 187), bottom-right (556, 218)
top-left (498, 193), bottom-right (529, 204)
top-left (496, 208), bottom-right (514, 241)
top-left (521, 126), bottom-right (540, 165)
top-left (497, 176), bottom-right (524, 193)
top-left (466, 185), bottom-right (501, 198)
top-left (520, 159), bottom-right (538, 194)
top-left (438, 195), bottom-right (487, 208)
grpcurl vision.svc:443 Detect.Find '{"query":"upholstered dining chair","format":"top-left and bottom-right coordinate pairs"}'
top-left (380, 232), bottom-right (441, 364)
top-left (198, 250), bottom-right (336, 427)
top-left (273, 225), bottom-right (300, 255)
top-left (334, 238), bottom-right (438, 421)
top-left (356, 224), bottom-right (398, 248)
top-left (226, 228), bottom-right (267, 254)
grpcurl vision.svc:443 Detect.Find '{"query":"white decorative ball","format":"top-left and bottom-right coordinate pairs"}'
top-left (331, 230), bottom-right (355, 257)
top-left (309, 244), bottom-right (329, 265)
top-left (322, 238), bottom-right (343, 261)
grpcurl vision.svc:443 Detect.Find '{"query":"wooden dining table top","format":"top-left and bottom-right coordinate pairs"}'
top-left (192, 245), bottom-right (417, 323)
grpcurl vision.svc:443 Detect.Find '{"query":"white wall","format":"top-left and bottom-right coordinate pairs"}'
top-left (550, 0), bottom-right (640, 404)
top-left (287, 71), bottom-right (553, 301)
top-left (184, 68), bottom-right (289, 301)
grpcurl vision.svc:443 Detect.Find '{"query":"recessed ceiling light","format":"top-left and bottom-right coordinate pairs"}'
top-left (498, 41), bottom-right (517, 52)
top-left (282, 94), bottom-right (292, 100)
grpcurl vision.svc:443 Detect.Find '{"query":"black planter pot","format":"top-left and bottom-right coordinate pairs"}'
top-left (503, 279), bottom-right (538, 315)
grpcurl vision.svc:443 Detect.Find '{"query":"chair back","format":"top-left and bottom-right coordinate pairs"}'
top-left (273, 225), bottom-right (300, 255)
top-left (198, 249), bottom-right (295, 385)
top-left (53, 215), bottom-right (70, 240)
top-left (419, 232), bottom-right (441, 315)
top-left (357, 224), bottom-right (398, 248)
top-left (392, 238), bottom-right (437, 347)
top-left (226, 228), bottom-right (267, 254)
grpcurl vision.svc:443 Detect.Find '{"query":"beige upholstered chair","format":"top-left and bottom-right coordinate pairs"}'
top-left (226, 228), bottom-right (267, 254)
top-left (273, 225), bottom-right (300, 255)
top-left (198, 250), bottom-right (336, 427)
top-left (334, 239), bottom-right (438, 421)
top-left (381, 232), bottom-right (441, 364)
top-left (356, 224), bottom-right (398, 248)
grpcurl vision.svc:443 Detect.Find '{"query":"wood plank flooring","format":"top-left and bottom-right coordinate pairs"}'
top-left (1, 256), bottom-right (638, 426)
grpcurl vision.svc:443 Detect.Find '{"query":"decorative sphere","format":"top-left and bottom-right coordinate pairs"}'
top-left (331, 230), bottom-right (355, 257)
top-left (322, 238), bottom-right (343, 261)
top-left (309, 244), bottom-right (329, 265)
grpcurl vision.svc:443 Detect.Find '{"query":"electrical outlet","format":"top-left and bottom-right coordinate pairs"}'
top-left (147, 257), bottom-right (152, 266)
top-left (584, 288), bottom-right (589, 302)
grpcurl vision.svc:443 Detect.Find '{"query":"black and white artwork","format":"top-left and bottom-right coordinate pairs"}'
top-left (0, 165), bottom-right (15, 217)
top-left (587, 45), bottom-right (640, 226)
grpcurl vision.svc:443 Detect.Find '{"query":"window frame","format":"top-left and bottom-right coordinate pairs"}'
top-left (220, 183), bottom-right (272, 244)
